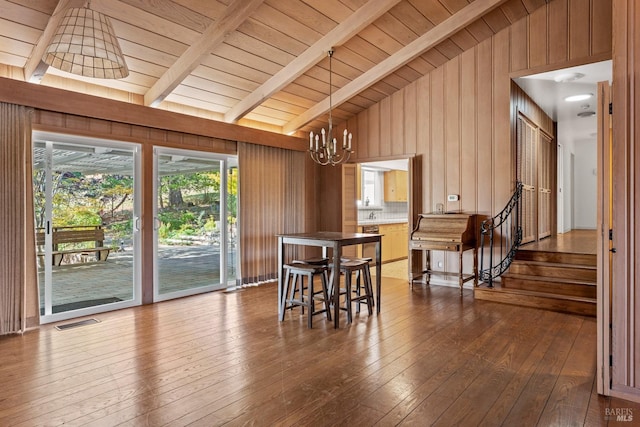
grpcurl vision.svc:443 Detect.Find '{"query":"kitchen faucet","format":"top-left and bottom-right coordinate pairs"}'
top-left (368, 212), bottom-right (376, 220)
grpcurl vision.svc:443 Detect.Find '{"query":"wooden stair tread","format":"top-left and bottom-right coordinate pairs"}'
top-left (476, 285), bottom-right (595, 303)
top-left (518, 249), bottom-right (596, 256)
top-left (510, 259), bottom-right (596, 269)
top-left (474, 284), bottom-right (596, 316)
top-left (501, 272), bottom-right (596, 286)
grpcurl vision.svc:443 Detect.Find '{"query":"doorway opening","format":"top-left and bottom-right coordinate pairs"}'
top-left (513, 60), bottom-right (611, 236)
top-left (349, 158), bottom-right (410, 280)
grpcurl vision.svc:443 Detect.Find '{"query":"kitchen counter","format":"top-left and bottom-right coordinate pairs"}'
top-left (358, 219), bottom-right (408, 225)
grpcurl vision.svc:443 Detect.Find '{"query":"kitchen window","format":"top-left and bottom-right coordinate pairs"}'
top-left (362, 168), bottom-right (382, 206)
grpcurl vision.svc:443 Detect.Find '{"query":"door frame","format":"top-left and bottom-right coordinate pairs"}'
top-left (596, 81), bottom-right (612, 395)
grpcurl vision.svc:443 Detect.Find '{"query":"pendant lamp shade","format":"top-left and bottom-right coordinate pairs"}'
top-left (42, 7), bottom-right (129, 79)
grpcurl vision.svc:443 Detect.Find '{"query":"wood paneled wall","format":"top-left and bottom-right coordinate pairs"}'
top-left (611, 0), bottom-right (640, 403)
top-left (348, 0), bottom-right (611, 220)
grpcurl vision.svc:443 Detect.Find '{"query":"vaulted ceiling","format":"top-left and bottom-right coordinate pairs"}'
top-left (1, 0), bottom-right (549, 138)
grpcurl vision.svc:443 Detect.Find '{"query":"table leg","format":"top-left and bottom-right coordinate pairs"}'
top-left (459, 250), bottom-right (464, 295)
top-left (333, 242), bottom-right (341, 328)
top-left (425, 250), bottom-right (431, 285)
top-left (277, 236), bottom-right (284, 320)
top-left (376, 238), bottom-right (381, 314)
top-left (473, 247), bottom-right (478, 286)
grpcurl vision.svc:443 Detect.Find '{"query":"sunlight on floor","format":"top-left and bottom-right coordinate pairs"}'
top-left (373, 259), bottom-right (408, 281)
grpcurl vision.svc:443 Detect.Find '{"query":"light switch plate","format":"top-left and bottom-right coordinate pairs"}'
top-left (447, 194), bottom-right (459, 202)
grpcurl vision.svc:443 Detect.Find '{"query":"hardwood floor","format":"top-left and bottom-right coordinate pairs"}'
top-left (519, 229), bottom-right (597, 255)
top-left (0, 277), bottom-right (637, 426)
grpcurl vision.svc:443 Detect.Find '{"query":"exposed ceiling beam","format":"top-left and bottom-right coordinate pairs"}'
top-left (23, 0), bottom-right (86, 83)
top-left (144, 0), bottom-right (265, 107)
top-left (283, 0), bottom-right (509, 135)
top-left (223, 0), bottom-right (402, 124)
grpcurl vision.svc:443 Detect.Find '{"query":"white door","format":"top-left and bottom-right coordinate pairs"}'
top-left (153, 147), bottom-right (238, 301)
top-left (33, 132), bottom-right (141, 324)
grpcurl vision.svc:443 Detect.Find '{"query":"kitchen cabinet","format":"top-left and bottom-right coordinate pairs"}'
top-left (378, 222), bottom-right (408, 262)
top-left (384, 170), bottom-right (408, 201)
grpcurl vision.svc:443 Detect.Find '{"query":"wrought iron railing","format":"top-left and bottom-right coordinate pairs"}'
top-left (479, 182), bottom-right (523, 287)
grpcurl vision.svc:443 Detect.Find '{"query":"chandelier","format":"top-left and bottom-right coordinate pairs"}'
top-left (42, 2), bottom-right (129, 79)
top-left (309, 49), bottom-right (353, 166)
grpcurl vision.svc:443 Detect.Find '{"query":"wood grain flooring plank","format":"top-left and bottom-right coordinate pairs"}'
top-left (430, 309), bottom-right (568, 426)
top-left (178, 286), bottom-right (471, 426)
top-left (0, 275), bottom-right (613, 426)
top-left (584, 375), bottom-right (608, 427)
top-left (476, 310), bottom-right (570, 426)
top-left (374, 302), bottom-right (523, 425)
top-left (263, 290), bottom-right (483, 426)
top-left (82, 280), bottom-right (425, 425)
top-left (537, 317), bottom-right (598, 426)
top-left (500, 314), bottom-right (586, 426)
top-left (394, 304), bottom-right (534, 425)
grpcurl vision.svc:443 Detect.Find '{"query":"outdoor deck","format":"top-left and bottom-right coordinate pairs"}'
top-left (38, 245), bottom-right (236, 313)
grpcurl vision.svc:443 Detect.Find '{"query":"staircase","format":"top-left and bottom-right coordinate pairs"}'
top-left (474, 248), bottom-right (597, 316)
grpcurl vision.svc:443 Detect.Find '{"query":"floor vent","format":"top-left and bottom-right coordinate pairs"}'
top-left (55, 318), bottom-right (100, 331)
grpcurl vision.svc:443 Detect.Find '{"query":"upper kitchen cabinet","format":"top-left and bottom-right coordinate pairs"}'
top-left (384, 170), bottom-right (408, 202)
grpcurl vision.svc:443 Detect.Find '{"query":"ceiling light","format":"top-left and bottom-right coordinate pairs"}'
top-left (309, 49), bottom-right (353, 166)
top-left (577, 111), bottom-right (596, 117)
top-left (564, 93), bottom-right (593, 102)
top-left (554, 72), bottom-right (585, 83)
top-left (42, 5), bottom-right (129, 79)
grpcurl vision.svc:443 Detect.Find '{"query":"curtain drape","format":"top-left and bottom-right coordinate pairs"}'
top-left (238, 142), bottom-right (306, 286)
top-left (0, 102), bottom-right (38, 335)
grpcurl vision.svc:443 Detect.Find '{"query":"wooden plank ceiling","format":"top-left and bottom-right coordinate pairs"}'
top-left (0, 0), bottom-right (548, 137)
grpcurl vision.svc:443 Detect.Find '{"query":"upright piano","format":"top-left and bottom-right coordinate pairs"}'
top-left (409, 213), bottom-right (477, 293)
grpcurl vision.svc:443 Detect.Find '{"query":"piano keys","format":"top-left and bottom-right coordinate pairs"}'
top-left (409, 213), bottom-right (477, 293)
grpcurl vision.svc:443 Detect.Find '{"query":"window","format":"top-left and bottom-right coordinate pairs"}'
top-left (362, 168), bottom-right (382, 206)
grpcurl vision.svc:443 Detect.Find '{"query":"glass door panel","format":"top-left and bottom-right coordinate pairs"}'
top-left (33, 133), bottom-right (141, 323)
top-left (154, 148), bottom-right (235, 300)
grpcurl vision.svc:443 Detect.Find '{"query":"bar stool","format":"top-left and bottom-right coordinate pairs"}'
top-left (333, 258), bottom-right (374, 323)
top-left (293, 257), bottom-right (330, 293)
top-left (343, 257), bottom-right (374, 313)
top-left (280, 262), bottom-right (332, 328)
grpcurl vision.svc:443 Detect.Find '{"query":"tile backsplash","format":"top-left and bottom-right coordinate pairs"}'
top-left (358, 201), bottom-right (408, 223)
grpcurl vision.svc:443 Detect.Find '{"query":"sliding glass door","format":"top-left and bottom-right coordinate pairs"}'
top-left (33, 132), bottom-right (141, 323)
top-left (154, 147), bottom-right (237, 301)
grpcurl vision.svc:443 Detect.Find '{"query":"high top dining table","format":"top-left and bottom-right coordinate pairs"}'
top-left (277, 231), bottom-right (382, 328)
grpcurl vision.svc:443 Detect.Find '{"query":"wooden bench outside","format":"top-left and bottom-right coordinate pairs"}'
top-left (36, 226), bottom-right (112, 266)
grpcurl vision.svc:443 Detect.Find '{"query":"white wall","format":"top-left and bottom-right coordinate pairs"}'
top-left (573, 138), bottom-right (598, 229)
top-left (558, 124), bottom-right (575, 233)
top-left (557, 119), bottom-right (598, 232)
